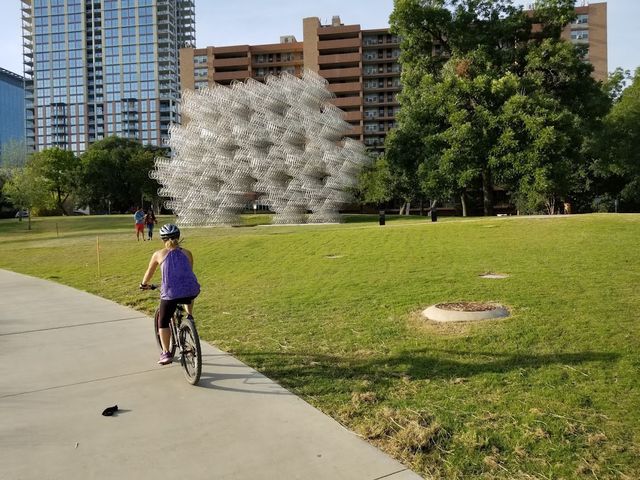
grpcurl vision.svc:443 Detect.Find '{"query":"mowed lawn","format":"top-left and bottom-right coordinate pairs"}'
top-left (0, 213), bottom-right (638, 479)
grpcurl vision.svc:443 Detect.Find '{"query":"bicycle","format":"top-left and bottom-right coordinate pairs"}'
top-left (142, 284), bottom-right (202, 385)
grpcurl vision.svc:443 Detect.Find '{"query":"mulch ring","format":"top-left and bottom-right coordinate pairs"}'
top-left (435, 302), bottom-right (498, 312)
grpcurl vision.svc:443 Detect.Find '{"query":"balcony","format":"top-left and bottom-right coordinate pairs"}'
top-left (319, 67), bottom-right (361, 80)
top-left (328, 82), bottom-right (362, 94)
top-left (363, 68), bottom-right (401, 77)
top-left (363, 83), bottom-right (402, 92)
top-left (318, 52), bottom-right (361, 66)
top-left (212, 70), bottom-right (250, 82)
top-left (363, 38), bottom-right (400, 47)
top-left (362, 54), bottom-right (399, 64)
top-left (214, 45), bottom-right (250, 57)
top-left (318, 24), bottom-right (360, 38)
top-left (318, 38), bottom-right (361, 52)
top-left (331, 96), bottom-right (362, 108)
top-left (364, 98), bottom-right (399, 106)
top-left (343, 111), bottom-right (362, 122)
top-left (251, 57), bottom-right (303, 68)
top-left (213, 57), bottom-right (250, 68)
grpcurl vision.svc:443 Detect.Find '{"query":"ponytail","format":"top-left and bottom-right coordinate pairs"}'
top-left (164, 238), bottom-right (181, 249)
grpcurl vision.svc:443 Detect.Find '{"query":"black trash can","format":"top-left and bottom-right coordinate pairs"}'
top-left (430, 208), bottom-right (437, 222)
top-left (379, 210), bottom-right (385, 226)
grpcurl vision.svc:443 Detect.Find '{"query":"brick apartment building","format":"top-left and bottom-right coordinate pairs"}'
top-left (180, 3), bottom-right (607, 155)
top-left (180, 15), bottom-right (400, 155)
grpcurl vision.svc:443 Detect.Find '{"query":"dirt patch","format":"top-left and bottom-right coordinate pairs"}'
top-left (435, 302), bottom-right (498, 312)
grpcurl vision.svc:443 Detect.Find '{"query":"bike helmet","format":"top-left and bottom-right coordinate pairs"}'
top-left (159, 223), bottom-right (180, 240)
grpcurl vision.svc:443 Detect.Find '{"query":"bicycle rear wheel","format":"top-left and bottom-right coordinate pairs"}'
top-left (178, 318), bottom-right (202, 385)
top-left (153, 308), bottom-right (176, 357)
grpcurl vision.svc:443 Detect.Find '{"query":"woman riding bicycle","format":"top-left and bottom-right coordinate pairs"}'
top-left (140, 224), bottom-right (200, 365)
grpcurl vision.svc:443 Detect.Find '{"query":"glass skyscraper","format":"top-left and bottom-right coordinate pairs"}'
top-left (0, 67), bottom-right (25, 151)
top-left (22, 0), bottom-right (195, 153)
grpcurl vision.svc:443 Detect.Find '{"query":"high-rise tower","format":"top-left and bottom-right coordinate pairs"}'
top-left (0, 67), bottom-right (26, 151)
top-left (21, 0), bottom-right (195, 153)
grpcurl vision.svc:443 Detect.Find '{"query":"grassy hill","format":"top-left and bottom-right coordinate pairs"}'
top-left (1, 213), bottom-right (638, 479)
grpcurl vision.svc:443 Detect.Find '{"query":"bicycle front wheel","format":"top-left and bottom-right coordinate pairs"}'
top-left (178, 318), bottom-right (202, 385)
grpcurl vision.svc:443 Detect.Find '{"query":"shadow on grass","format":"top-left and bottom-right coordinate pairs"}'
top-left (232, 348), bottom-right (620, 393)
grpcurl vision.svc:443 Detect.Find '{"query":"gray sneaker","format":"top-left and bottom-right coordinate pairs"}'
top-left (158, 351), bottom-right (173, 365)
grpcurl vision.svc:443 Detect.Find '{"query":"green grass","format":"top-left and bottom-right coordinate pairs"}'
top-left (1, 213), bottom-right (639, 479)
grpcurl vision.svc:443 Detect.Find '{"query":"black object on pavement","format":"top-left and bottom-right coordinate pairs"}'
top-left (102, 405), bottom-right (119, 416)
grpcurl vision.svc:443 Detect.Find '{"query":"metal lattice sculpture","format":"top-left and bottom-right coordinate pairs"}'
top-left (151, 70), bottom-right (370, 225)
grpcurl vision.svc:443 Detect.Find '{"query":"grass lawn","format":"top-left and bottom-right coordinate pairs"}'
top-left (0, 213), bottom-right (638, 479)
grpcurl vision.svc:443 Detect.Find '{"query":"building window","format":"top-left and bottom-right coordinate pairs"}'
top-left (571, 30), bottom-right (589, 42)
top-left (574, 14), bottom-right (588, 25)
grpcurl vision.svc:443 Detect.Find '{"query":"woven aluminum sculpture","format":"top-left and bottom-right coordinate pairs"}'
top-left (151, 70), bottom-right (370, 225)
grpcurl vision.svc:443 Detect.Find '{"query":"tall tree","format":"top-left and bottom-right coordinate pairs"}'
top-left (28, 147), bottom-right (80, 215)
top-left (593, 68), bottom-right (640, 209)
top-left (388, 0), bottom-right (608, 215)
top-left (79, 137), bottom-right (165, 212)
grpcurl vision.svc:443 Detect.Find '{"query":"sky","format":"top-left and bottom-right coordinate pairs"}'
top-left (0, 0), bottom-right (638, 78)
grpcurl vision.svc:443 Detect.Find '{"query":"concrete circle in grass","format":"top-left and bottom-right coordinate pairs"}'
top-left (422, 302), bottom-right (509, 322)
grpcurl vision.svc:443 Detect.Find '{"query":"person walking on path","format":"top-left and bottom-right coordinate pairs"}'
top-left (144, 209), bottom-right (157, 240)
top-left (134, 207), bottom-right (145, 241)
top-left (140, 224), bottom-right (200, 365)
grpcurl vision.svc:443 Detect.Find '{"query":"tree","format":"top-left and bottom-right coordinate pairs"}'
top-left (0, 139), bottom-right (29, 215)
top-left (79, 137), bottom-right (165, 212)
top-left (28, 148), bottom-right (80, 215)
top-left (489, 38), bottom-right (610, 214)
top-left (388, 0), bottom-right (608, 215)
top-left (357, 157), bottom-right (395, 206)
top-left (594, 68), bottom-right (640, 209)
top-left (3, 166), bottom-right (52, 229)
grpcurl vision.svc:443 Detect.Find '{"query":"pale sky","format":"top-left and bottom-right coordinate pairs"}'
top-left (1, 0), bottom-right (638, 78)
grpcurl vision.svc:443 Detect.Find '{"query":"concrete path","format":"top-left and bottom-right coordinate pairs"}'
top-left (0, 269), bottom-right (422, 480)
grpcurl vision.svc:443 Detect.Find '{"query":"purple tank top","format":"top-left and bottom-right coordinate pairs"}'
top-left (160, 249), bottom-right (201, 300)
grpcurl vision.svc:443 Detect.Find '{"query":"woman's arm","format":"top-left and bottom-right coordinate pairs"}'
top-left (141, 251), bottom-right (161, 285)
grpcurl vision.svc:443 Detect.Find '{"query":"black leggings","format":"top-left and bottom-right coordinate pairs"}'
top-left (157, 297), bottom-right (195, 329)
